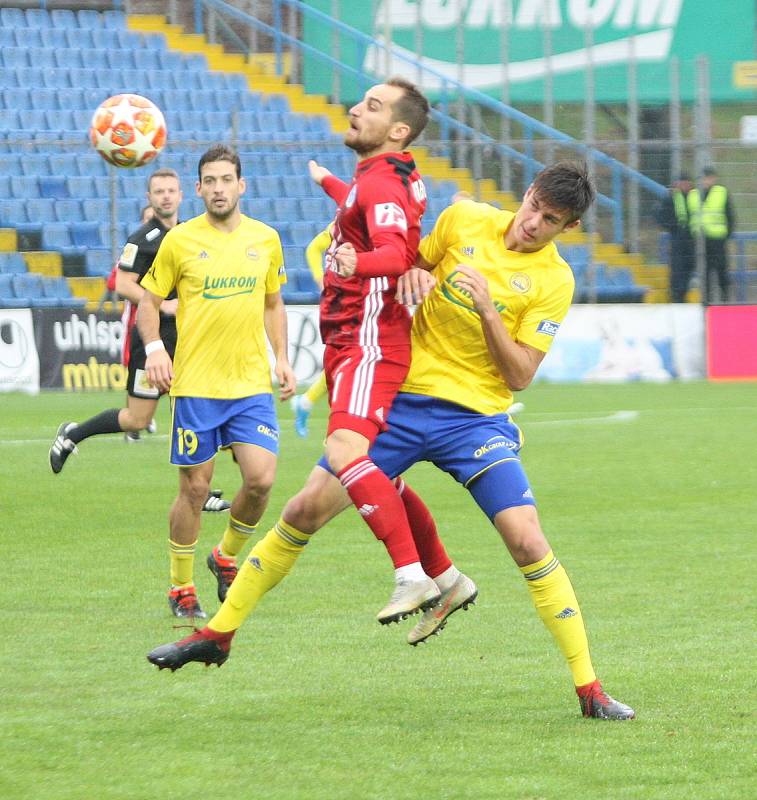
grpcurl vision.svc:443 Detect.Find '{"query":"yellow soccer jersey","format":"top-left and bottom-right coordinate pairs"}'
top-left (141, 213), bottom-right (286, 399)
top-left (403, 200), bottom-right (574, 415)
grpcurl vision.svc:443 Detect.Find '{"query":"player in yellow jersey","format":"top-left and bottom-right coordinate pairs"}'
top-left (137, 144), bottom-right (296, 619)
top-left (289, 224), bottom-right (331, 437)
top-left (147, 162), bottom-right (634, 721)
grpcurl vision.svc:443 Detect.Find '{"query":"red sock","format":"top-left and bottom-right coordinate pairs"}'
top-left (338, 457), bottom-right (420, 568)
top-left (395, 477), bottom-right (452, 578)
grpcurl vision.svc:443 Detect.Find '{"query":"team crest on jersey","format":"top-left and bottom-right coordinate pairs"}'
top-left (374, 202), bottom-right (407, 231)
top-left (345, 185), bottom-right (357, 208)
top-left (510, 273), bottom-right (532, 293)
top-left (246, 246), bottom-right (259, 260)
top-left (119, 242), bottom-right (138, 268)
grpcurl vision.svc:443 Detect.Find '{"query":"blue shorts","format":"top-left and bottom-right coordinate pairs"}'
top-left (170, 394), bottom-right (279, 467)
top-left (319, 393), bottom-right (535, 520)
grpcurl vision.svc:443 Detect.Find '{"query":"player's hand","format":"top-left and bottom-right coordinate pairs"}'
top-left (145, 349), bottom-right (173, 393)
top-left (160, 298), bottom-right (178, 316)
top-left (451, 264), bottom-right (496, 316)
top-left (308, 160), bottom-right (332, 186)
top-left (396, 268), bottom-right (436, 305)
top-left (334, 242), bottom-right (357, 277)
top-left (275, 361), bottom-right (296, 401)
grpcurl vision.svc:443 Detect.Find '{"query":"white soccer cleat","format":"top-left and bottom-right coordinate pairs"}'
top-left (377, 576), bottom-right (440, 625)
top-left (407, 572), bottom-right (478, 645)
top-left (49, 422), bottom-right (78, 474)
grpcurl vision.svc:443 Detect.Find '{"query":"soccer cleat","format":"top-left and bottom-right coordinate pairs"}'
top-left (407, 572), bottom-right (478, 645)
top-left (146, 419), bottom-right (157, 434)
top-left (147, 627), bottom-right (233, 671)
top-left (576, 680), bottom-right (636, 720)
top-left (124, 430), bottom-right (141, 443)
top-left (291, 394), bottom-right (311, 438)
top-left (49, 422), bottom-right (78, 474)
top-left (168, 585), bottom-right (207, 619)
top-left (202, 489), bottom-right (231, 513)
top-left (206, 546), bottom-right (237, 602)
top-left (377, 576), bottom-right (441, 625)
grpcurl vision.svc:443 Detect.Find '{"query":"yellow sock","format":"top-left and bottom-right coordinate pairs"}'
top-left (219, 516), bottom-right (257, 558)
top-left (304, 371), bottom-right (327, 405)
top-left (520, 550), bottom-right (596, 687)
top-left (169, 539), bottom-right (196, 587)
top-left (210, 518), bottom-right (313, 633)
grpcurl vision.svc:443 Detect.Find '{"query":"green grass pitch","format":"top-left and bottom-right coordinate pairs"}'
top-left (0, 381), bottom-right (754, 799)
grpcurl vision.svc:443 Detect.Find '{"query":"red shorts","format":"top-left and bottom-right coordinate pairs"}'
top-left (324, 343), bottom-right (411, 442)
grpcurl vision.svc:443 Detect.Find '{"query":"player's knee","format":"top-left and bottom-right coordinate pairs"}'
top-left (494, 506), bottom-right (549, 565)
top-left (325, 431), bottom-right (366, 474)
top-left (122, 408), bottom-right (153, 431)
top-left (282, 488), bottom-right (329, 533)
top-left (179, 472), bottom-right (211, 510)
top-left (240, 470), bottom-right (275, 501)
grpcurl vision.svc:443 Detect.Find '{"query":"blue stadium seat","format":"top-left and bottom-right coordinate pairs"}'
top-left (12, 273), bottom-right (59, 308)
top-left (65, 28), bottom-right (95, 49)
top-left (39, 28), bottom-right (68, 49)
top-left (11, 177), bottom-right (40, 199)
top-left (0, 252), bottom-right (28, 274)
top-left (0, 9), bottom-right (25, 29)
top-left (18, 110), bottom-right (47, 131)
top-left (0, 177), bottom-right (11, 199)
top-left (77, 9), bottom-right (105, 29)
top-left (57, 88), bottom-right (86, 111)
top-left (25, 7), bottom-right (53, 28)
top-left (2, 88), bottom-right (30, 111)
top-left (299, 197), bottom-right (330, 221)
top-left (264, 94), bottom-right (290, 112)
top-left (297, 270), bottom-right (320, 295)
top-left (85, 249), bottom-right (114, 277)
top-left (29, 89), bottom-right (60, 112)
top-left (0, 154), bottom-right (22, 177)
top-left (54, 49), bottom-right (84, 70)
top-left (50, 9), bottom-right (78, 28)
top-left (41, 69), bottom-right (72, 89)
top-left (42, 276), bottom-right (86, 307)
top-left (86, 49), bottom-right (111, 71)
top-left (69, 69), bottom-right (99, 89)
top-left (28, 48), bottom-right (57, 71)
top-left (75, 155), bottom-right (108, 178)
top-left (0, 273), bottom-right (29, 308)
top-left (39, 176), bottom-right (69, 199)
top-left (0, 29), bottom-right (16, 48)
top-left (67, 176), bottom-right (97, 198)
top-left (105, 48), bottom-right (136, 71)
top-left (82, 198), bottom-right (110, 222)
top-left (20, 154), bottom-right (50, 177)
top-left (25, 198), bottom-right (56, 224)
top-left (0, 200), bottom-right (27, 226)
top-left (46, 111), bottom-right (76, 133)
top-left (286, 175), bottom-right (317, 198)
top-left (55, 199), bottom-right (83, 223)
top-left (71, 221), bottom-right (104, 248)
top-left (289, 221), bottom-right (318, 248)
top-left (273, 198), bottom-right (299, 221)
top-left (2, 48), bottom-right (29, 69)
top-left (103, 10), bottom-right (126, 29)
top-left (253, 175), bottom-right (282, 198)
top-left (42, 223), bottom-right (80, 254)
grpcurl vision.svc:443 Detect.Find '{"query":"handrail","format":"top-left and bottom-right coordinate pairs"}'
top-left (194, 0), bottom-right (666, 243)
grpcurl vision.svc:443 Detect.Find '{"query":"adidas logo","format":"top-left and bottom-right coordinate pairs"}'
top-left (522, 488), bottom-right (534, 499)
top-left (375, 407), bottom-right (384, 421)
top-left (555, 607), bottom-right (577, 619)
top-left (357, 503), bottom-right (378, 517)
top-left (198, 250), bottom-right (209, 259)
top-left (248, 556), bottom-right (263, 572)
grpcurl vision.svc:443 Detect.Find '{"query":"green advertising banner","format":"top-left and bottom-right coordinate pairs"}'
top-left (303, 0), bottom-right (755, 104)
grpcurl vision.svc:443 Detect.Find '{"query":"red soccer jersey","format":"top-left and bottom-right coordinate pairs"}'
top-left (319, 151), bottom-right (427, 348)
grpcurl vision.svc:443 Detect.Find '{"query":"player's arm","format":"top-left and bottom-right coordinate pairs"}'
top-left (264, 291), bottom-right (296, 401)
top-left (305, 225), bottom-right (331, 289)
top-left (137, 289), bottom-right (173, 393)
top-left (396, 206), bottom-right (455, 303)
top-left (309, 160), bottom-right (350, 206)
top-left (452, 265), bottom-right (545, 390)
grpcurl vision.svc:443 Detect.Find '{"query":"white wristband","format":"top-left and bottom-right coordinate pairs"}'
top-left (145, 340), bottom-right (166, 356)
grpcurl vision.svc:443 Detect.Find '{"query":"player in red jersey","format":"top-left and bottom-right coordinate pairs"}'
top-left (306, 78), bottom-right (439, 623)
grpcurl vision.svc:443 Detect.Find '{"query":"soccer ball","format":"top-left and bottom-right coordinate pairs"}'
top-left (89, 94), bottom-right (167, 168)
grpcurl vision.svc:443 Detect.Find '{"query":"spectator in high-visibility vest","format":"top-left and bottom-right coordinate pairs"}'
top-left (687, 166), bottom-right (735, 303)
top-left (654, 173), bottom-right (695, 302)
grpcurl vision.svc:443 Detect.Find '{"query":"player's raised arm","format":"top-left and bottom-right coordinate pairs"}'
top-left (137, 288), bottom-right (173, 393)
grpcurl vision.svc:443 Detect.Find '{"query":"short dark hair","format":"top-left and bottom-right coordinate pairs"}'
top-left (531, 161), bottom-right (595, 223)
top-left (147, 167), bottom-right (179, 191)
top-left (386, 77), bottom-right (430, 148)
top-left (198, 144), bottom-right (242, 180)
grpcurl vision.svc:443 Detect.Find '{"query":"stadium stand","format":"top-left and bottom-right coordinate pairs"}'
top-left (0, 4), bottom-right (653, 309)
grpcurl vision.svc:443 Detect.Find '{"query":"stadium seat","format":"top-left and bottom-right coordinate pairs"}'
top-left (0, 154), bottom-right (23, 177)
top-left (25, 8), bottom-right (53, 27)
top-left (39, 176), bottom-right (69, 200)
top-left (69, 69), bottom-right (98, 89)
top-left (85, 249), bottom-right (114, 277)
top-left (42, 222), bottom-right (82, 254)
top-left (2, 48), bottom-right (29, 69)
top-left (0, 273), bottom-right (29, 308)
top-left (28, 48), bottom-right (57, 71)
top-left (55, 199), bottom-right (83, 223)
top-left (2, 88), bottom-right (30, 111)
top-left (289, 221), bottom-right (318, 248)
top-left (29, 89), bottom-right (60, 112)
top-left (20, 154), bottom-right (51, 177)
top-left (253, 175), bottom-right (283, 198)
top-left (55, 49), bottom-right (85, 70)
top-left (41, 69), bottom-right (72, 90)
top-left (50, 9), bottom-right (78, 28)
top-left (11, 177), bottom-right (40, 200)
top-left (0, 29), bottom-right (15, 48)
top-left (39, 28), bottom-right (68, 49)
top-left (70, 222), bottom-right (104, 248)
top-left (0, 252), bottom-right (28, 275)
top-left (25, 198), bottom-right (57, 224)
top-left (77, 9), bottom-right (105, 29)
top-left (82, 198), bottom-right (110, 222)
top-left (299, 198), bottom-right (330, 221)
top-left (0, 200), bottom-right (26, 227)
top-left (273, 198), bottom-right (299, 221)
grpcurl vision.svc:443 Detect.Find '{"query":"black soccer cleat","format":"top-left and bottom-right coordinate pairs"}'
top-left (168, 585), bottom-right (207, 619)
top-left (49, 422), bottom-right (78, 474)
top-left (207, 546), bottom-right (238, 602)
top-left (202, 489), bottom-right (231, 513)
top-left (577, 680), bottom-right (635, 720)
top-left (147, 628), bottom-right (232, 672)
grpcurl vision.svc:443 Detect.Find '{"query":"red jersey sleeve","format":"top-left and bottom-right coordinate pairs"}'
top-left (354, 175), bottom-right (418, 278)
top-left (321, 174), bottom-right (351, 206)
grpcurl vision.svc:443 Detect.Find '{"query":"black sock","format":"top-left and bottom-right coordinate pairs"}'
top-left (69, 409), bottom-right (122, 444)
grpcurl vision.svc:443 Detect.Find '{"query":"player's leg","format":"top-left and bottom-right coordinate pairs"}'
top-left (291, 370), bottom-right (327, 438)
top-left (325, 350), bottom-right (439, 623)
top-left (147, 465), bottom-right (350, 671)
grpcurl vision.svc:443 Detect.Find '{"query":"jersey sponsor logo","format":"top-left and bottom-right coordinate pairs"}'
top-left (442, 269), bottom-right (506, 315)
top-left (246, 246), bottom-right (259, 260)
top-left (345, 184), bottom-right (357, 208)
top-left (374, 202), bottom-right (407, 231)
top-left (411, 178), bottom-right (427, 204)
top-left (202, 275), bottom-right (257, 299)
top-left (145, 227), bottom-right (161, 242)
top-left (536, 319), bottom-right (560, 336)
top-left (256, 423), bottom-right (279, 441)
top-left (510, 273), bottom-right (532, 293)
top-left (473, 435), bottom-right (517, 459)
top-left (119, 242), bottom-right (138, 268)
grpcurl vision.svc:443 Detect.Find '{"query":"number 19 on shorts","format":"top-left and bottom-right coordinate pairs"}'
top-left (176, 427), bottom-right (198, 456)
